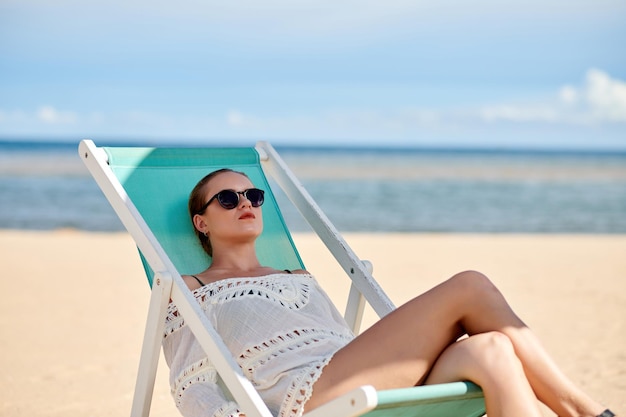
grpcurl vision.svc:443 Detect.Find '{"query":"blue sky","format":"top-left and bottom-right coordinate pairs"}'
top-left (1, 0), bottom-right (625, 149)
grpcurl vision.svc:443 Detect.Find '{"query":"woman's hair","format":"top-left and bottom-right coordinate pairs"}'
top-left (188, 168), bottom-right (250, 257)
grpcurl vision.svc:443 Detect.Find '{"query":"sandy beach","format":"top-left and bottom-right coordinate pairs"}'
top-left (1, 230), bottom-right (624, 416)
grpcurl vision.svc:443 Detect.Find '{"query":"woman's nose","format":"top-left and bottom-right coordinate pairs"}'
top-left (238, 193), bottom-right (252, 207)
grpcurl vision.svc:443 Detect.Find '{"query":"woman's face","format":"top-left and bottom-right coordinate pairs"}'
top-left (194, 171), bottom-right (264, 246)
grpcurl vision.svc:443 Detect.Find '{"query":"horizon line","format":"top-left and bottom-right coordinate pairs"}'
top-left (1, 136), bottom-right (626, 156)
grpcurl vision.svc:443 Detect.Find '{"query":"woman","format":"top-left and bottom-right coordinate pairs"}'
top-left (162, 168), bottom-right (614, 417)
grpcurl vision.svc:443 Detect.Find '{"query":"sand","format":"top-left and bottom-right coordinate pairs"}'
top-left (0, 230), bottom-right (624, 416)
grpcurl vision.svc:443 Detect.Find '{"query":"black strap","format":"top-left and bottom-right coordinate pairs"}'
top-left (284, 269), bottom-right (292, 274)
top-left (191, 275), bottom-right (206, 286)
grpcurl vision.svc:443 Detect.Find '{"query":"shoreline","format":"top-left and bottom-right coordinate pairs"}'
top-left (1, 230), bottom-right (624, 416)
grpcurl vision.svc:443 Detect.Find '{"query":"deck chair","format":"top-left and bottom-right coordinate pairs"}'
top-left (79, 139), bottom-right (485, 417)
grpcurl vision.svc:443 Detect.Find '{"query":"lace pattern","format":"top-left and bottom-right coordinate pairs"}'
top-left (173, 358), bottom-right (218, 408)
top-left (280, 355), bottom-right (336, 417)
top-left (164, 274), bottom-right (312, 338)
top-left (213, 402), bottom-right (241, 417)
top-left (238, 328), bottom-right (352, 381)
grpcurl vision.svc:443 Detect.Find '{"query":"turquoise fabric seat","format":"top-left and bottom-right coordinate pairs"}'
top-left (104, 146), bottom-right (304, 285)
top-left (367, 382), bottom-right (485, 417)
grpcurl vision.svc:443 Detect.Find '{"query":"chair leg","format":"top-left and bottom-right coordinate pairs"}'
top-left (130, 272), bottom-right (173, 417)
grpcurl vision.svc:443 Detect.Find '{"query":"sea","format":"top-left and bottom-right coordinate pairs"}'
top-left (1, 139), bottom-right (625, 234)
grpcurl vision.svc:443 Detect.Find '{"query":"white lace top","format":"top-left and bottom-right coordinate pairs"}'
top-left (162, 273), bottom-right (355, 417)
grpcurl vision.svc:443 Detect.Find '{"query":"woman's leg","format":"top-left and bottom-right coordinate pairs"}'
top-left (444, 272), bottom-right (605, 417)
top-left (425, 331), bottom-right (543, 417)
top-left (305, 270), bottom-right (605, 417)
top-left (488, 321), bottom-right (605, 416)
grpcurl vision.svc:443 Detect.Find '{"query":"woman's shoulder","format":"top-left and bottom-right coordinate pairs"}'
top-left (182, 274), bottom-right (206, 291)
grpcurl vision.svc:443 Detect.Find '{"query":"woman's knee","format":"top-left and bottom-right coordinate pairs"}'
top-left (464, 331), bottom-right (523, 378)
top-left (426, 331), bottom-right (520, 385)
top-left (449, 270), bottom-right (502, 300)
top-left (474, 331), bottom-right (516, 358)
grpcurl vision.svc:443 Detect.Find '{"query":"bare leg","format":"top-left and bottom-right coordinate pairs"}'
top-left (305, 271), bottom-right (606, 417)
top-left (495, 325), bottom-right (606, 416)
top-left (425, 331), bottom-right (543, 417)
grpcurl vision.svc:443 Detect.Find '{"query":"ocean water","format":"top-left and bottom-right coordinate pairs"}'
top-left (1, 140), bottom-right (625, 233)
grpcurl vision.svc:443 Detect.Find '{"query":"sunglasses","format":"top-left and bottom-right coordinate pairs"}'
top-left (198, 188), bottom-right (265, 212)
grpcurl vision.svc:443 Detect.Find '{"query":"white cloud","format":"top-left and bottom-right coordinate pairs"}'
top-left (480, 105), bottom-right (560, 123)
top-left (0, 69), bottom-right (623, 148)
top-left (203, 69), bottom-right (625, 148)
top-left (479, 69), bottom-right (626, 125)
top-left (36, 106), bottom-right (78, 125)
top-left (227, 110), bottom-right (245, 127)
top-left (559, 86), bottom-right (578, 105)
top-left (584, 69), bottom-right (626, 122)
top-left (217, 69), bottom-right (626, 139)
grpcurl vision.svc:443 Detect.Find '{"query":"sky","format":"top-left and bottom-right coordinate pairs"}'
top-left (1, 0), bottom-right (625, 149)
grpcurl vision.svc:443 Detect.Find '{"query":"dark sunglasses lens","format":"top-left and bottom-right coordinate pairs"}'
top-left (247, 189), bottom-right (265, 207)
top-left (217, 190), bottom-right (240, 209)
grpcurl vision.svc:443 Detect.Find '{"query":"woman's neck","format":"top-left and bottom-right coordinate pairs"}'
top-left (209, 243), bottom-right (262, 273)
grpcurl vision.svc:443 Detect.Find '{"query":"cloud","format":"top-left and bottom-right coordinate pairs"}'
top-left (559, 86), bottom-right (578, 105)
top-left (36, 106), bottom-right (78, 125)
top-left (480, 105), bottom-right (560, 123)
top-left (227, 110), bottom-right (245, 127)
top-left (1, 69), bottom-right (623, 148)
top-left (0, 106), bottom-right (78, 128)
top-left (479, 69), bottom-right (626, 125)
top-left (221, 69), bottom-right (626, 141)
top-left (218, 70), bottom-right (626, 140)
top-left (584, 69), bottom-right (626, 122)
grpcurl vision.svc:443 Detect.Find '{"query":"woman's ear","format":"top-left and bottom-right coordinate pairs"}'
top-left (192, 213), bottom-right (208, 234)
